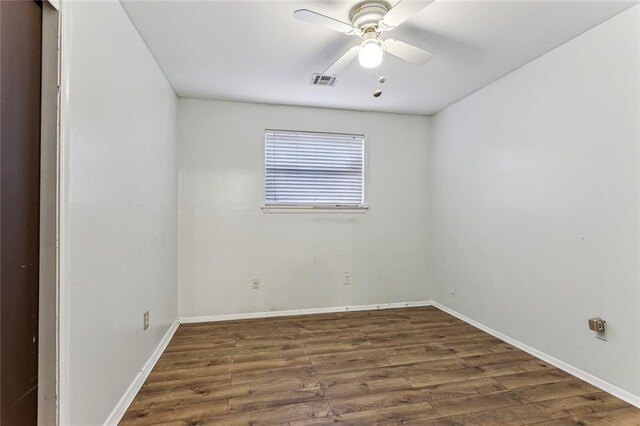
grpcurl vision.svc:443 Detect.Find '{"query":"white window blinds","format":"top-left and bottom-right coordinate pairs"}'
top-left (265, 130), bottom-right (365, 207)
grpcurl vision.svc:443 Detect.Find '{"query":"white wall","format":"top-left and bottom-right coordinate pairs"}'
top-left (429, 5), bottom-right (640, 400)
top-left (178, 99), bottom-right (430, 318)
top-left (60, 1), bottom-right (178, 424)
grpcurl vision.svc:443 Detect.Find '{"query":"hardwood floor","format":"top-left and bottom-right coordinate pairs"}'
top-left (120, 306), bottom-right (640, 425)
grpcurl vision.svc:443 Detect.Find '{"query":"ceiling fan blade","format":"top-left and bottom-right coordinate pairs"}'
top-left (324, 45), bottom-right (361, 75)
top-left (383, 39), bottom-right (432, 65)
top-left (379, 0), bottom-right (434, 30)
top-left (294, 9), bottom-right (358, 34)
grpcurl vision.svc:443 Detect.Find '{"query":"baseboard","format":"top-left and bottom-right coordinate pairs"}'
top-left (179, 300), bottom-right (434, 323)
top-left (103, 319), bottom-right (180, 425)
top-left (431, 301), bottom-right (640, 409)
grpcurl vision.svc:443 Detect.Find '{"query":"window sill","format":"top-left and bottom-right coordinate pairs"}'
top-left (261, 205), bottom-right (369, 214)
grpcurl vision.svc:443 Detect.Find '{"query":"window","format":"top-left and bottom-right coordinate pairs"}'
top-left (264, 129), bottom-right (366, 210)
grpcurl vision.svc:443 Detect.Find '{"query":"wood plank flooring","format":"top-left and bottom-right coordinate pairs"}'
top-left (120, 306), bottom-right (640, 425)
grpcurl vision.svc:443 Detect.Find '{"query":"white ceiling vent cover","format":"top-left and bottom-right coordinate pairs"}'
top-left (310, 73), bottom-right (339, 87)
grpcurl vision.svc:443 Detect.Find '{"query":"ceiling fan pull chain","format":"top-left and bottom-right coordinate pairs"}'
top-left (373, 66), bottom-right (383, 98)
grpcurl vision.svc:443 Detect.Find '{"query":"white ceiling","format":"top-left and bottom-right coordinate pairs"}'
top-left (121, 0), bottom-right (636, 115)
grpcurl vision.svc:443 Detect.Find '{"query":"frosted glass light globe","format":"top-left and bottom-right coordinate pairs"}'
top-left (358, 40), bottom-right (383, 68)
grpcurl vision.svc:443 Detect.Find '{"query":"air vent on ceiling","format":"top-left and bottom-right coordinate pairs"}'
top-left (311, 73), bottom-right (339, 87)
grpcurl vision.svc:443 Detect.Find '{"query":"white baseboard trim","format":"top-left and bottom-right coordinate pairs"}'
top-left (179, 300), bottom-right (434, 324)
top-left (431, 301), bottom-right (640, 409)
top-left (103, 319), bottom-right (180, 425)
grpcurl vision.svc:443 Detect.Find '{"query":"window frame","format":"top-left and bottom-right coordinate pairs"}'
top-left (262, 129), bottom-right (368, 213)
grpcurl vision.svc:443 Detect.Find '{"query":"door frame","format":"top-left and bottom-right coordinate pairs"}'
top-left (38, 1), bottom-right (60, 425)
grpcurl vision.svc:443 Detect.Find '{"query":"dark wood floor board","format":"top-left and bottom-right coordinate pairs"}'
top-left (308, 346), bottom-right (390, 364)
top-left (532, 407), bottom-right (640, 425)
top-left (463, 349), bottom-right (536, 366)
top-left (144, 364), bottom-right (231, 384)
top-left (318, 357), bottom-right (472, 386)
top-left (386, 347), bottom-right (459, 366)
top-left (233, 336), bottom-right (299, 348)
top-left (302, 340), bottom-right (375, 357)
top-left (494, 369), bottom-right (573, 389)
top-left (228, 355), bottom-right (313, 374)
top-left (532, 392), bottom-right (631, 419)
top-left (428, 390), bottom-right (523, 417)
top-left (477, 359), bottom-right (553, 379)
top-left (163, 340), bottom-right (236, 354)
top-left (234, 340), bottom-right (305, 353)
top-left (231, 365), bottom-right (317, 386)
top-left (156, 347), bottom-right (238, 362)
top-left (121, 398), bottom-right (229, 425)
top-left (317, 365), bottom-right (409, 387)
top-left (228, 385), bottom-right (326, 413)
top-left (233, 348), bottom-right (309, 364)
top-left (291, 329), bottom-right (367, 342)
top-left (134, 374), bottom-right (232, 394)
top-left (509, 379), bottom-right (600, 404)
top-left (412, 377), bottom-right (507, 401)
top-left (311, 401), bottom-right (441, 425)
top-left (320, 374), bottom-right (411, 401)
top-left (130, 376), bottom-right (319, 412)
top-left (120, 307), bottom-right (640, 425)
top-left (312, 356), bottom-right (393, 375)
top-left (327, 388), bottom-right (436, 415)
top-left (434, 403), bottom-right (550, 425)
top-left (406, 366), bottom-right (487, 387)
top-left (205, 401), bottom-right (332, 426)
top-left (402, 357), bottom-right (474, 372)
top-left (152, 354), bottom-right (234, 372)
top-left (433, 338), bottom-right (517, 357)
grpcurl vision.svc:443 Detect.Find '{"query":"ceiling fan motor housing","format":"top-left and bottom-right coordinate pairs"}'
top-left (350, 1), bottom-right (390, 30)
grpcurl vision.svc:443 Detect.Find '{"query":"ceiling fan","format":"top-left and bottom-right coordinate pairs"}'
top-left (294, 0), bottom-right (434, 74)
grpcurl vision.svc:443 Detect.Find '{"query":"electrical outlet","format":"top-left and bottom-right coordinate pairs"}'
top-left (588, 317), bottom-right (607, 341)
top-left (143, 310), bottom-right (149, 331)
top-left (252, 278), bottom-right (260, 289)
top-left (450, 282), bottom-right (456, 295)
top-left (344, 272), bottom-right (351, 285)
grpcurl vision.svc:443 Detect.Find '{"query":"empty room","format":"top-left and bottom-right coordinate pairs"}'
top-left (2, 0), bottom-right (640, 425)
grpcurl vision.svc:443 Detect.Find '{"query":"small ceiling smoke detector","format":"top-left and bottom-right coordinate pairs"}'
top-left (310, 73), bottom-right (339, 87)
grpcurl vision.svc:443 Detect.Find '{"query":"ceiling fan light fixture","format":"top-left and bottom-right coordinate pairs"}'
top-left (295, 1), bottom-right (434, 74)
top-left (358, 38), bottom-right (383, 68)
